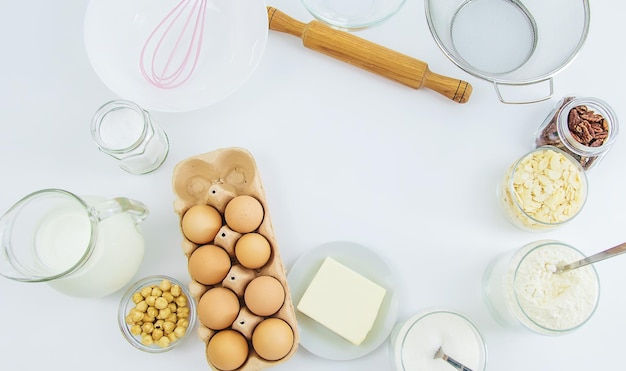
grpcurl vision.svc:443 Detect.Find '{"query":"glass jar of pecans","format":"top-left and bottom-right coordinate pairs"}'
top-left (534, 96), bottom-right (619, 171)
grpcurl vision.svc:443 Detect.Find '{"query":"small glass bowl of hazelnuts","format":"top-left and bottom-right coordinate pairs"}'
top-left (118, 275), bottom-right (197, 353)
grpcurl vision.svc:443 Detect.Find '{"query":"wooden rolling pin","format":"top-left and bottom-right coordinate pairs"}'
top-left (267, 7), bottom-right (472, 104)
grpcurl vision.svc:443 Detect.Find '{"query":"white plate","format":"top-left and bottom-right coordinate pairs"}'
top-left (287, 241), bottom-right (400, 361)
top-left (84, 0), bottom-right (268, 112)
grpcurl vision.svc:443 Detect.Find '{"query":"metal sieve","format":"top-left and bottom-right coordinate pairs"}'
top-left (425, 0), bottom-right (590, 103)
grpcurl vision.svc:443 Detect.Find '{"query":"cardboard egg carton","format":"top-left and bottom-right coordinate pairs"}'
top-left (172, 147), bottom-right (298, 370)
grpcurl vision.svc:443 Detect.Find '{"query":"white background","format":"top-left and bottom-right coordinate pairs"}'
top-left (1, 1), bottom-right (624, 370)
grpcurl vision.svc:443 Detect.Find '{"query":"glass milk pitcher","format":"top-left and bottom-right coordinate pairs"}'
top-left (0, 189), bottom-right (148, 297)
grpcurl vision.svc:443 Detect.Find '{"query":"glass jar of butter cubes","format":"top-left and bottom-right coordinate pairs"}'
top-left (534, 96), bottom-right (619, 171)
top-left (497, 146), bottom-right (588, 231)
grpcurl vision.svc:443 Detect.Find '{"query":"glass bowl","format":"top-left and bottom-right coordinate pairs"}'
top-left (84, 0), bottom-right (268, 112)
top-left (118, 275), bottom-right (197, 353)
top-left (389, 308), bottom-right (487, 370)
top-left (482, 240), bottom-right (600, 335)
top-left (301, 0), bottom-right (407, 31)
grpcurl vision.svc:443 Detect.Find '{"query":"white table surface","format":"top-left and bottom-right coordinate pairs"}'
top-left (1, 1), bottom-right (624, 370)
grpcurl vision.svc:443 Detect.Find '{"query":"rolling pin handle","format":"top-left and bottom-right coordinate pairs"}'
top-left (424, 69), bottom-right (473, 104)
top-left (267, 6), bottom-right (306, 38)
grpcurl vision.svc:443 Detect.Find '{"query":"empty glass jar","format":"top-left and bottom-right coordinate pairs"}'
top-left (91, 99), bottom-right (169, 174)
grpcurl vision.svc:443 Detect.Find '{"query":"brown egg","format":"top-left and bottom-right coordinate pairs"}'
top-left (181, 204), bottom-right (222, 244)
top-left (252, 318), bottom-right (294, 361)
top-left (207, 330), bottom-right (249, 371)
top-left (188, 244), bottom-right (231, 285)
top-left (244, 275), bottom-right (285, 316)
top-left (235, 233), bottom-right (271, 269)
top-left (224, 195), bottom-right (264, 233)
top-left (197, 287), bottom-right (240, 330)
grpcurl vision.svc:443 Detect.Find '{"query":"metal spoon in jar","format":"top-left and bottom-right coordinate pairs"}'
top-left (555, 241), bottom-right (626, 274)
top-left (434, 346), bottom-right (473, 371)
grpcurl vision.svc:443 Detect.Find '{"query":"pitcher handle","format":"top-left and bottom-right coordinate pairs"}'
top-left (93, 198), bottom-right (149, 222)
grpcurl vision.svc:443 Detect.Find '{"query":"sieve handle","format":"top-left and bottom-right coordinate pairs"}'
top-left (494, 78), bottom-right (553, 104)
top-left (267, 6), bottom-right (472, 104)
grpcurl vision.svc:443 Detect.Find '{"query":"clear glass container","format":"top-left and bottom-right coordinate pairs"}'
top-left (389, 308), bottom-right (487, 371)
top-left (91, 99), bottom-right (169, 174)
top-left (301, 0), bottom-right (407, 31)
top-left (0, 189), bottom-right (147, 298)
top-left (483, 240), bottom-right (600, 335)
top-left (118, 275), bottom-right (197, 353)
top-left (497, 146), bottom-right (588, 232)
top-left (534, 96), bottom-right (619, 171)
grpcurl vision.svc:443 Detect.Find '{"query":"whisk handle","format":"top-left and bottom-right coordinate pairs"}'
top-left (266, 7), bottom-right (472, 104)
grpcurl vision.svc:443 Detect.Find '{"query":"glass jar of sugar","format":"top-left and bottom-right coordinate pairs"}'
top-left (483, 240), bottom-right (600, 335)
top-left (534, 96), bottom-right (619, 171)
top-left (390, 308), bottom-right (487, 371)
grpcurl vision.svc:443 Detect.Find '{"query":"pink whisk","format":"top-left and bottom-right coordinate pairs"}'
top-left (140, 0), bottom-right (208, 89)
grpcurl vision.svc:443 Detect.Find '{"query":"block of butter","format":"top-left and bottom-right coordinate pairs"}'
top-left (297, 257), bottom-right (386, 345)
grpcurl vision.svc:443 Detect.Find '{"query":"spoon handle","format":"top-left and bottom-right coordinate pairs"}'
top-left (445, 355), bottom-right (474, 371)
top-left (557, 242), bottom-right (626, 273)
top-left (435, 347), bottom-right (474, 371)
